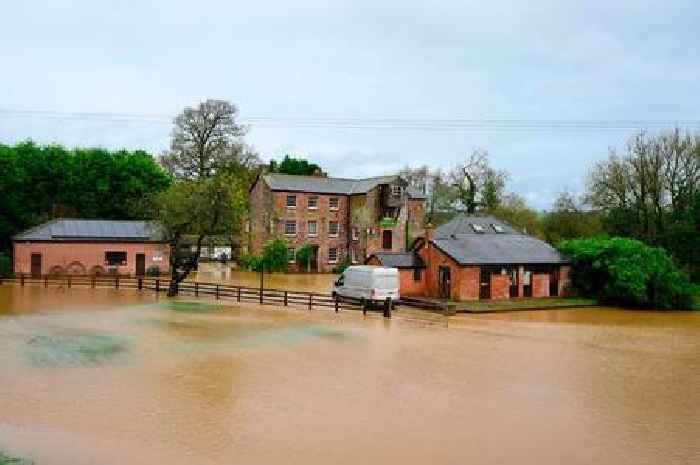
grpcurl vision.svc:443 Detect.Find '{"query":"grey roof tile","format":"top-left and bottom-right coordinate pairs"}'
top-left (14, 219), bottom-right (165, 242)
top-left (369, 252), bottom-right (425, 268)
top-left (262, 173), bottom-right (426, 199)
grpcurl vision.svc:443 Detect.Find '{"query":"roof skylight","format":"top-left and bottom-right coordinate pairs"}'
top-left (492, 224), bottom-right (505, 233)
top-left (470, 224), bottom-right (486, 233)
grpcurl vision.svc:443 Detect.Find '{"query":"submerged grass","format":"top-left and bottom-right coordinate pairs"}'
top-left (455, 297), bottom-right (598, 313)
top-left (0, 451), bottom-right (34, 465)
top-left (26, 331), bottom-right (129, 366)
top-left (165, 301), bottom-right (220, 313)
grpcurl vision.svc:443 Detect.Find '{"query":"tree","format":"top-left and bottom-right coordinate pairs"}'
top-left (156, 100), bottom-right (253, 295)
top-left (0, 141), bottom-right (171, 252)
top-left (491, 193), bottom-right (543, 238)
top-left (541, 192), bottom-right (603, 244)
top-left (296, 244), bottom-right (316, 272)
top-left (449, 148), bottom-right (509, 213)
top-left (269, 155), bottom-right (323, 176)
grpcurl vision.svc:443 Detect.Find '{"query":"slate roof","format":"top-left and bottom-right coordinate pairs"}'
top-left (368, 252), bottom-right (426, 268)
top-left (13, 219), bottom-right (165, 242)
top-left (261, 173), bottom-right (427, 199)
top-left (431, 215), bottom-right (568, 265)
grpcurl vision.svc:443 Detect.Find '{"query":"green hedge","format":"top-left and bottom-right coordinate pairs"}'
top-left (0, 253), bottom-right (11, 277)
top-left (558, 237), bottom-right (695, 310)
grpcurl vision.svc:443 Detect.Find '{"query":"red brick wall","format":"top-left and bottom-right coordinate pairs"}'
top-left (559, 265), bottom-right (574, 296)
top-left (399, 268), bottom-right (426, 297)
top-left (417, 241), bottom-right (480, 301)
top-left (532, 273), bottom-right (550, 298)
top-left (248, 178), bottom-right (274, 255)
top-left (490, 273), bottom-right (510, 300)
top-left (457, 266), bottom-right (480, 301)
top-left (13, 242), bottom-right (170, 276)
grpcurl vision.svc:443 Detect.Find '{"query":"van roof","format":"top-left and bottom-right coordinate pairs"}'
top-left (345, 265), bottom-right (398, 274)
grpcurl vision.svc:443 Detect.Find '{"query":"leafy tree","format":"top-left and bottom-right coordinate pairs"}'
top-left (541, 192), bottom-right (603, 244)
top-left (449, 148), bottom-right (508, 213)
top-left (239, 238), bottom-right (290, 272)
top-left (295, 243), bottom-right (316, 272)
top-left (0, 141), bottom-right (171, 252)
top-left (491, 193), bottom-right (543, 238)
top-left (558, 237), bottom-right (695, 310)
top-left (269, 155), bottom-right (323, 176)
top-left (156, 100), bottom-right (254, 295)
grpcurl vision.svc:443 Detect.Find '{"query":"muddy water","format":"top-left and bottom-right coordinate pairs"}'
top-left (0, 285), bottom-right (699, 465)
top-left (193, 263), bottom-right (338, 293)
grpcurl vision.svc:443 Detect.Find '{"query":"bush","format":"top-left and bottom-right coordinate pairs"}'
top-left (146, 265), bottom-right (161, 277)
top-left (295, 244), bottom-right (316, 272)
top-left (239, 238), bottom-right (289, 272)
top-left (0, 253), bottom-right (11, 277)
top-left (332, 255), bottom-right (352, 274)
top-left (558, 237), bottom-right (695, 310)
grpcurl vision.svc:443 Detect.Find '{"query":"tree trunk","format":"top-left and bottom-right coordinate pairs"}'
top-left (167, 234), bottom-right (205, 296)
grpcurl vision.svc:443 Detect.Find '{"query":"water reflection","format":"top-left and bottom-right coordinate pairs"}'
top-left (0, 285), bottom-right (699, 465)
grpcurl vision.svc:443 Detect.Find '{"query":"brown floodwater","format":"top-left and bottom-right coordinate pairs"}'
top-left (0, 284), bottom-right (699, 465)
top-left (192, 263), bottom-right (339, 292)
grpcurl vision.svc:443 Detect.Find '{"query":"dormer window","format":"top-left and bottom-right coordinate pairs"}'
top-left (471, 224), bottom-right (486, 233)
top-left (492, 224), bottom-right (505, 233)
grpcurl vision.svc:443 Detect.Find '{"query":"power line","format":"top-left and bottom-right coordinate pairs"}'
top-left (2, 108), bottom-right (698, 133)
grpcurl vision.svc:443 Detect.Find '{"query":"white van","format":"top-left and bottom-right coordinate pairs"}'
top-left (332, 266), bottom-right (400, 302)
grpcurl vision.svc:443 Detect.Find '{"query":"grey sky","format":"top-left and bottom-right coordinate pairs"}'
top-left (2, 1), bottom-right (699, 208)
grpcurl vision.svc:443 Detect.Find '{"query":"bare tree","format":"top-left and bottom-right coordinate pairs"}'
top-left (449, 148), bottom-right (509, 213)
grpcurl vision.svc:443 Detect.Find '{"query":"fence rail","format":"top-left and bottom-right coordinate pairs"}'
top-left (0, 274), bottom-right (394, 316)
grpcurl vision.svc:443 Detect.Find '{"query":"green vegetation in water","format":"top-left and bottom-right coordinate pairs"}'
top-left (0, 451), bottom-right (34, 465)
top-left (26, 332), bottom-right (129, 366)
top-left (456, 297), bottom-right (598, 312)
top-left (166, 301), bottom-right (220, 313)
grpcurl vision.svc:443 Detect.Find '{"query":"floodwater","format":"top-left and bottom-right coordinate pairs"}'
top-left (193, 262), bottom-right (338, 292)
top-left (0, 285), bottom-right (699, 465)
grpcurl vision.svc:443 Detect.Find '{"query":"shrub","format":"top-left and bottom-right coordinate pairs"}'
top-left (295, 244), bottom-right (316, 272)
top-left (146, 265), bottom-right (161, 277)
top-left (239, 238), bottom-right (289, 272)
top-left (332, 255), bottom-right (352, 274)
top-left (0, 253), bottom-right (11, 277)
top-left (558, 237), bottom-right (695, 310)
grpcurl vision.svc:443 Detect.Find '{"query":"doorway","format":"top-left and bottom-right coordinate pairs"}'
top-left (135, 253), bottom-right (146, 276)
top-left (549, 267), bottom-right (559, 297)
top-left (382, 230), bottom-right (393, 250)
top-left (508, 267), bottom-right (519, 298)
top-left (479, 267), bottom-right (491, 299)
top-left (438, 266), bottom-right (451, 299)
top-left (31, 253), bottom-right (42, 278)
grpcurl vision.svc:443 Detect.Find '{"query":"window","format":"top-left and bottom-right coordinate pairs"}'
top-left (352, 227), bottom-right (359, 241)
top-left (287, 247), bottom-right (296, 263)
top-left (105, 251), bottom-right (127, 266)
top-left (286, 195), bottom-right (297, 208)
top-left (351, 248), bottom-right (358, 263)
top-left (413, 268), bottom-right (423, 282)
top-left (308, 196), bottom-right (318, 209)
top-left (329, 197), bottom-right (339, 210)
top-left (391, 185), bottom-right (403, 196)
top-left (307, 220), bottom-right (318, 237)
top-left (470, 223), bottom-right (486, 233)
top-left (329, 221), bottom-right (339, 237)
top-left (492, 223), bottom-right (505, 233)
top-left (153, 250), bottom-right (163, 262)
top-left (328, 247), bottom-right (338, 263)
top-left (285, 220), bottom-right (296, 236)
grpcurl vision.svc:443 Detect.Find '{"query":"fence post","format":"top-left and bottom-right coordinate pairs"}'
top-left (216, 284), bottom-right (220, 300)
top-left (67, 276), bottom-right (71, 289)
top-left (91, 276), bottom-right (95, 288)
top-left (361, 298), bottom-right (367, 316)
top-left (45, 275), bottom-right (49, 288)
top-left (383, 297), bottom-right (392, 319)
top-left (21, 273), bottom-right (25, 286)
top-left (195, 282), bottom-right (199, 297)
top-left (308, 294), bottom-right (312, 311)
top-left (284, 291), bottom-right (288, 307)
top-left (115, 276), bottom-right (119, 289)
top-left (138, 277), bottom-right (143, 291)
top-left (156, 279), bottom-right (160, 294)
top-left (335, 294), bottom-right (339, 313)
top-left (237, 286), bottom-right (241, 302)
top-left (259, 286), bottom-right (263, 305)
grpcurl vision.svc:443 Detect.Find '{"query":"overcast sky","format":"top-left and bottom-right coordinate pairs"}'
top-left (2, 1), bottom-right (699, 209)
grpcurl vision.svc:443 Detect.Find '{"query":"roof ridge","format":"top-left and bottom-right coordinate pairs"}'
top-left (266, 172), bottom-right (395, 182)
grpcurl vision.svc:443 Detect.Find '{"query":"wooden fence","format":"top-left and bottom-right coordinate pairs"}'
top-left (0, 274), bottom-right (397, 316)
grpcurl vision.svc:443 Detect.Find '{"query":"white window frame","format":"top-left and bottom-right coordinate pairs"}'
top-left (307, 220), bottom-right (318, 237)
top-left (352, 227), bottom-right (359, 241)
top-left (328, 247), bottom-right (338, 263)
top-left (284, 220), bottom-right (297, 236)
top-left (351, 248), bottom-right (358, 264)
top-left (287, 247), bottom-right (296, 263)
top-left (329, 197), bottom-right (339, 211)
top-left (286, 195), bottom-right (297, 208)
top-left (308, 196), bottom-right (318, 210)
top-left (329, 220), bottom-right (339, 237)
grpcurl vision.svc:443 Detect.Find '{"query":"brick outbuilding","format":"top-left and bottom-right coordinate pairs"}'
top-left (13, 219), bottom-right (169, 277)
top-left (366, 215), bottom-right (572, 301)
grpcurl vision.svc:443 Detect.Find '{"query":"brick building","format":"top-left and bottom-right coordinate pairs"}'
top-left (13, 219), bottom-right (169, 277)
top-left (247, 173), bottom-right (426, 272)
top-left (368, 215), bottom-right (572, 301)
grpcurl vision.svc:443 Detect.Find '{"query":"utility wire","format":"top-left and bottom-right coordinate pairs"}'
top-left (2, 108), bottom-right (698, 132)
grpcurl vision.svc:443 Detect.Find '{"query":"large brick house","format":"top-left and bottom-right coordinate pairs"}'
top-left (13, 219), bottom-right (169, 277)
top-left (367, 215), bottom-right (572, 301)
top-left (247, 173), bottom-right (426, 272)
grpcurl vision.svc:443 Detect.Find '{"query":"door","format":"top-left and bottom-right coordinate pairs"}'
top-left (382, 230), bottom-right (393, 250)
top-left (523, 270), bottom-right (533, 297)
top-left (438, 266), bottom-right (451, 299)
top-left (509, 267), bottom-right (519, 298)
top-left (135, 253), bottom-right (146, 276)
top-left (479, 267), bottom-right (491, 299)
top-left (30, 253), bottom-right (42, 278)
top-left (549, 267), bottom-right (559, 297)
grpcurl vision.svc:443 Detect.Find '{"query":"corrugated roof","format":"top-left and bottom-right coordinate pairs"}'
top-left (368, 252), bottom-right (425, 268)
top-left (430, 214), bottom-right (567, 265)
top-left (13, 219), bottom-right (165, 242)
top-left (262, 173), bottom-right (427, 199)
